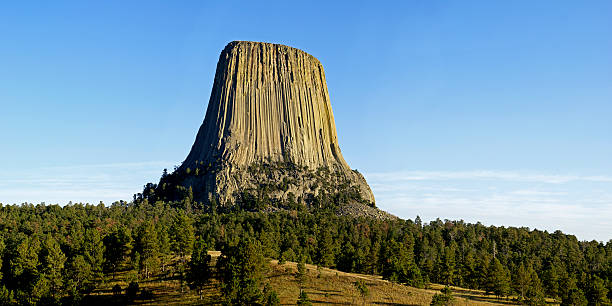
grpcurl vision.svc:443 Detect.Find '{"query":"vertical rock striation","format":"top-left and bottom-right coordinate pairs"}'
top-left (165, 41), bottom-right (375, 208)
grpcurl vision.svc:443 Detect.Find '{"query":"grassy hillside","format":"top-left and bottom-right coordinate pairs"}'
top-left (85, 251), bottom-right (531, 305)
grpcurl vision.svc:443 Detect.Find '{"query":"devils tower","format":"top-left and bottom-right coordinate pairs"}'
top-left (156, 41), bottom-right (376, 212)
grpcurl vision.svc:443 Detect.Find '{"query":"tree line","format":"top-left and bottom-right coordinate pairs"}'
top-left (0, 199), bottom-right (609, 305)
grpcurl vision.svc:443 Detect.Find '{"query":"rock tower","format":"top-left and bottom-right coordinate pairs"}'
top-left (160, 41), bottom-right (375, 209)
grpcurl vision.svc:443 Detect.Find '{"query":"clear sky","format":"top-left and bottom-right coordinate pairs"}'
top-left (1, 1), bottom-right (610, 241)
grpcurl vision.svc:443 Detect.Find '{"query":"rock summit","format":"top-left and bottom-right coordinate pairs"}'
top-left (158, 41), bottom-right (376, 210)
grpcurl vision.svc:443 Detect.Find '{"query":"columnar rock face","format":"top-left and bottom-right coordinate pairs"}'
top-left (167, 41), bottom-right (375, 207)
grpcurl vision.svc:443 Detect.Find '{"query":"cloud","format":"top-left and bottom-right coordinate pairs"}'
top-left (365, 170), bottom-right (612, 242)
top-left (0, 160), bottom-right (176, 206)
top-left (366, 170), bottom-right (612, 184)
top-left (1, 164), bottom-right (610, 241)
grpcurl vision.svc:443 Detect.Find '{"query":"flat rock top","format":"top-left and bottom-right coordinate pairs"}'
top-left (223, 40), bottom-right (321, 63)
top-left (174, 40), bottom-right (376, 205)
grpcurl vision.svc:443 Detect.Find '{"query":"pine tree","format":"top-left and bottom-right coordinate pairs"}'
top-left (317, 229), bottom-right (335, 267)
top-left (296, 259), bottom-right (307, 287)
top-left (297, 289), bottom-right (312, 305)
top-left (513, 263), bottom-right (531, 300)
top-left (10, 236), bottom-right (42, 304)
top-left (104, 226), bottom-right (133, 278)
top-left (354, 280), bottom-right (369, 305)
top-left (526, 265), bottom-right (546, 305)
top-left (187, 238), bottom-right (212, 299)
top-left (136, 222), bottom-right (159, 278)
top-left (461, 249), bottom-right (477, 288)
top-left (440, 245), bottom-right (456, 285)
top-left (562, 288), bottom-right (587, 306)
top-left (65, 255), bottom-right (93, 301)
top-left (586, 275), bottom-right (609, 305)
top-left (381, 239), bottom-right (423, 287)
top-left (158, 225), bottom-right (171, 273)
top-left (263, 283), bottom-right (280, 306)
top-left (170, 212), bottom-right (195, 263)
top-left (217, 237), bottom-right (267, 304)
top-left (40, 236), bottom-right (66, 303)
top-left (83, 228), bottom-right (105, 281)
top-left (487, 258), bottom-right (510, 298)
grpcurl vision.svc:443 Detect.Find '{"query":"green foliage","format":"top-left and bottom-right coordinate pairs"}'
top-left (586, 275), bottom-right (609, 305)
top-left (217, 237), bottom-right (267, 305)
top-left (513, 262), bottom-right (530, 300)
top-left (487, 257), bottom-right (511, 297)
top-left (297, 289), bottom-right (312, 305)
top-left (562, 288), bottom-right (587, 306)
top-left (263, 283), bottom-right (280, 306)
top-left (40, 236), bottom-right (66, 303)
top-left (0, 200), bottom-right (609, 304)
top-left (317, 228), bottom-right (335, 267)
top-left (430, 292), bottom-right (453, 306)
top-left (381, 238), bottom-right (423, 287)
top-left (135, 222), bottom-right (160, 278)
top-left (103, 226), bottom-right (133, 276)
top-left (170, 212), bottom-right (195, 260)
top-left (296, 259), bottom-right (307, 286)
top-left (0, 285), bottom-right (14, 305)
top-left (83, 228), bottom-right (105, 281)
top-left (441, 285), bottom-right (452, 295)
top-left (354, 280), bottom-right (369, 303)
top-left (187, 237), bottom-right (212, 298)
top-left (66, 254), bottom-right (94, 300)
top-left (525, 264), bottom-right (546, 305)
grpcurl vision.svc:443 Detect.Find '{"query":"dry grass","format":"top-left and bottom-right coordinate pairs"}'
top-left (268, 260), bottom-right (517, 305)
top-left (85, 252), bottom-right (536, 305)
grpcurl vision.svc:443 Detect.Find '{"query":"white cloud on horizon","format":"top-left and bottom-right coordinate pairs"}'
top-left (0, 160), bottom-right (176, 206)
top-left (365, 170), bottom-right (612, 242)
top-left (366, 170), bottom-right (612, 184)
top-left (1, 164), bottom-right (610, 242)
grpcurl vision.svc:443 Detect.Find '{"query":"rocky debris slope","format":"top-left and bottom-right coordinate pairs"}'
top-left (159, 41), bottom-right (375, 209)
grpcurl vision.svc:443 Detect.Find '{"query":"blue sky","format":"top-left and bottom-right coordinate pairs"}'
top-left (1, 1), bottom-right (610, 241)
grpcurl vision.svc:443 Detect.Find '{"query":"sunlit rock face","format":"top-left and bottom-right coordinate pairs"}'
top-left (168, 41), bottom-right (375, 207)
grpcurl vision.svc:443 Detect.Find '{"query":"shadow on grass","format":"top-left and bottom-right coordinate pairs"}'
top-left (453, 292), bottom-right (519, 305)
top-left (372, 302), bottom-right (420, 306)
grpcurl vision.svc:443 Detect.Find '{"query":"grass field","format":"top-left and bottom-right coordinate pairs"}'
top-left (83, 251), bottom-right (554, 305)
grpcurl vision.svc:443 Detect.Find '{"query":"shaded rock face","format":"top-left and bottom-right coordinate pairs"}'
top-left (168, 41), bottom-right (374, 207)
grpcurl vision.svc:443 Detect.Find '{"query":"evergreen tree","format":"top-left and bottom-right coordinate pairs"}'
top-left (9, 236), bottom-right (41, 303)
top-left (65, 254), bottom-right (94, 300)
top-left (562, 288), bottom-right (587, 306)
top-left (262, 283), bottom-right (280, 306)
top-left (461, 249), bottom-right (477, 288)
top-left (296, 259), bottom-right (307, 287)
top-left (103, 226), bottom-right (133, 278)
top-left (513, 262), bottom-right (531, 300)
top-left (0, 285), bottom-right (13, 305)
top-left (380, 239), bottom-right (423, 287)
top-left (187, 237), bottom-right (212, 299)
top-left (83, 228), bottom-right (105, 281)
top-left (440, 245), bottom-right (456, 285)
top-left (40, 236), bottom-right (66, 303)
top-left (487, 257), bottom-right (511, 298)
top-left (136, 222), bottom-right (159, 278)
top-left (157, 225), bottom-right (171, 273)
top-left (586, 275), bottom-right (609, 305)
top-left (170, 212), bottom-right (195, 262)
top-left (217, 237), bottom-right (267, 305)
top-left (354, 280), bottom-right (369, 305)
top-left (297, 289), bottom-right (312, 305)
top-left (526, 265), bottom-right (546, 305)
top-left (316, 228), bottom-right (335, 267)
